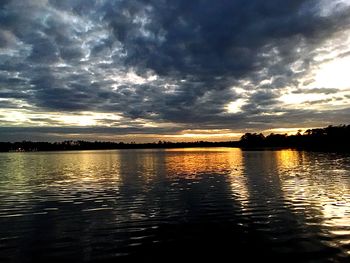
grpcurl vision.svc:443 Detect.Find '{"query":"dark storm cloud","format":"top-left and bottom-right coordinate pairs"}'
top-left (0, 0), bottom-right (350, 135)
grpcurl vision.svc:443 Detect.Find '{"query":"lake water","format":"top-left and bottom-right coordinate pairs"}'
top-left (0, 148), bottom-right (350, 262)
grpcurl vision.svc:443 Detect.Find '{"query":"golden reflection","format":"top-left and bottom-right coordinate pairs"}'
top-left (0, 152), bottom-right (34, 195)
top-left (118, 149), bottom-right (164, 183)
top-left (164, 148), bottom-right (242, 179)
top-left (166, 147), bottom-right (232, 152)
top-left (164, 148), bottom-right (250, 207)
top-left (275, 150), bottom-right (350, 251)
top-left (44, 150), bottom-right (123, 191)
top-left (227, 149), bottom-right (251, 208)
top-left (274, 149), bottom-right (304, 169)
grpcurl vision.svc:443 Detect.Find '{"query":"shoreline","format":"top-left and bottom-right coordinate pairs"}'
top-left (2, 145), bottom-right (349, 153)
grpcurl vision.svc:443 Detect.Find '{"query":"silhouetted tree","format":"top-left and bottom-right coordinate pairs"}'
top-left (239, 125), bottom-right (350, 151)
top-left (240, 133), bottom-right (265, 147)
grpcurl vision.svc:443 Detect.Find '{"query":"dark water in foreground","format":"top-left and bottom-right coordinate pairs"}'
top-left (0, 148), bottom-right (350, 262)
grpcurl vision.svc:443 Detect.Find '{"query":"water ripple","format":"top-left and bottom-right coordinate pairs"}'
top-left (0, 149), bottom-right (350, 261)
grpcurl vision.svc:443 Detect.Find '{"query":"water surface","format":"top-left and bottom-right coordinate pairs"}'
top-left (0, 148), bottom-right (350, 262)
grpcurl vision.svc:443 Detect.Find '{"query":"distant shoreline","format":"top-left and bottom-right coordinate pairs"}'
top-left (2, 147), bottom-right (350, 154)
top-left (0, 141), bottom-right (240, 152)
top-left (1, 125), bottom-right (349, 153)
top-left (1, 143), bottom-right (349, 154)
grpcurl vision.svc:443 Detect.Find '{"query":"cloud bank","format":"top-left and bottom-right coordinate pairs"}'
top-left (0, 0), bottom-right (350, 141)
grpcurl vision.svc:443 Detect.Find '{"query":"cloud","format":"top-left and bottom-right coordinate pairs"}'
top-left (292, 88), bottom-right (339, 94)
top-left (0, 0), bottom-right (350, 140)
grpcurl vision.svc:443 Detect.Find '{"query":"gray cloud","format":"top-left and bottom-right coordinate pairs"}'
top-left (0, 0), bottom-right (350, 139)
top-left (292, 88), bottom-right (339, 94)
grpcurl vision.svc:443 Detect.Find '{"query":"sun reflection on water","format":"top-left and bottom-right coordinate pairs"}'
top-left (164, 148), bottom-right (243, 178)
top-left (1, 149), bottom-right (350, 260)
top-left (275, 150), bottom-right (350, 252)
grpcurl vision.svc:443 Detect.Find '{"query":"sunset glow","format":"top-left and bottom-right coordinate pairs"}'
top-left (0, 1), bottom-right (349, 141)
top-left (315, 56), bottom-right (350, 91)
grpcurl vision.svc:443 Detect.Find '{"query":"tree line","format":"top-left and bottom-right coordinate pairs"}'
top-left (239, 125), bottom-right (350, 151)
top-left (0, 140), bottom-right (239, 152)
top-left (0, 125), bottom-right (349, 152)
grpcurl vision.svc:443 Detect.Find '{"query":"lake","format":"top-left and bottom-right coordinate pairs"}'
top-left (0, 148), bottom-right (350, 262)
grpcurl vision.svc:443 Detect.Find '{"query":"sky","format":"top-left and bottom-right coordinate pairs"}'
top-left (0, 0), bottom-right (350, 142)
